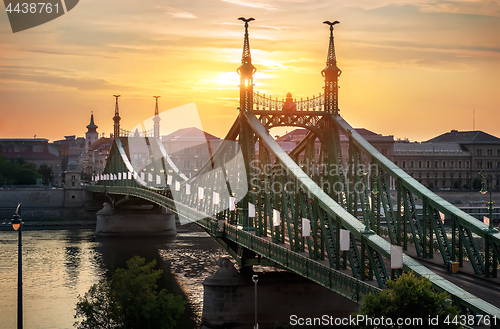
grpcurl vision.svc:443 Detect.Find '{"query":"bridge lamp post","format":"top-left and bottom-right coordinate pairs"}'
top-left (2, 203), bottom-right (23, 329)
top-left (479, 170), bottom-right (495, 231)
top-left (480, 171), bottom-right (497, 278)
top-left (252, 274), bottom-right (259, 329)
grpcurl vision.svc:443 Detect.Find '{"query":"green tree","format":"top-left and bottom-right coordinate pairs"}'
top-left (14, 168), bottom-right (42, 185)
top-left (357, 272), bottom-right (461, 328)
top-left (472, 178), bottom-right (482, 190)
top-left (74, 256), bottom-right (185, 329)
top-left (38, 163), bottom-right (53, 185)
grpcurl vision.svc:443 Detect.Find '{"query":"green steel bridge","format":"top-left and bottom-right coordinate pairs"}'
top-left (87, 19), bottom-right (500, 326)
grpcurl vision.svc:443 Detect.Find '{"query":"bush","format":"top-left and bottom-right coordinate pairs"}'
top-left (357, 272), bottom-right (461, 328)
top-left (75, 256), bottom-right (185, 329)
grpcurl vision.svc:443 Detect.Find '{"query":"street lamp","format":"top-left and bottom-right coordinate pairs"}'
top-left (252, 274), bottom-right (259, 329)
top-left (2, 203), bottom-right (23, 329)
top-left (479, 170), bottom-right (495, 231)
top-left (480, 171), bottom-right (497, 278)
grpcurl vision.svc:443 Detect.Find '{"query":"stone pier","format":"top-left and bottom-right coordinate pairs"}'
top-left (95, 203), bottom-right (176, 237)
top-left (201, 258), bottom-right (359, 329)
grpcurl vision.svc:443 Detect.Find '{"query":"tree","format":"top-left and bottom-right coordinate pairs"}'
top-left (38, 163), bottom-right (53, 185)
top-left (357, 271), bottom-right (461, 328)
top-left (74, 256), bottom-right (185, 329)
top-left (473, 178), bottom-right (482, 190)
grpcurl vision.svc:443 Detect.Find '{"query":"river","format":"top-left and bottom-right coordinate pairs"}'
top-left (0, 223), bottom-right (227, 329)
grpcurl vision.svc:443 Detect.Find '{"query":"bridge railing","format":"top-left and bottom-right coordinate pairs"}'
top-left (253, 91), bottom-right (325, 112)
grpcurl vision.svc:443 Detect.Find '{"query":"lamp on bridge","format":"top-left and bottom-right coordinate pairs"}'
top-left (479, 170), bottom-right (497, 278)
top-left (479, 170), bottom-right (495, 231)
top-left (1, 203), bottom-right (23, 329)
top-left (252, 274), bottom-right (259, 329)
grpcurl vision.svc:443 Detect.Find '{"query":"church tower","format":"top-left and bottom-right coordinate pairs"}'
top-left (85, 111), bottom-right (99, 153)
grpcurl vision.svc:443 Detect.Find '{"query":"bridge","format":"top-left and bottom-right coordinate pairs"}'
top-left (87, 18), bottom-right (500, 326)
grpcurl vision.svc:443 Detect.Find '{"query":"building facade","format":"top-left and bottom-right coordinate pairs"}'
top-left (0, 138), bottom-right (62, 186)
top-left (393, 130), bottom-right (500, 190)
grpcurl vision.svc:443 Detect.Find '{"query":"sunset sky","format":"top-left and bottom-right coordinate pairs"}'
top-left (0, 0), bottom-right (499, 142)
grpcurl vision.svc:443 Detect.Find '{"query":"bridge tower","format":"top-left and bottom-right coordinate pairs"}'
top-left (237, 17), bottom-right (257, 230)
top-left (113, 95), bottom-right (121, 139)
top-left (322, 21), bottom-right (342, 115)
top-left (153, 96), bottom-right (161, 139)
top-left (236, 17), bottom-right (257, 230)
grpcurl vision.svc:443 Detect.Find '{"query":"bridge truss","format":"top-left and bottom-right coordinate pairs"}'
top-left (88, 19), bottom-right (500, 324)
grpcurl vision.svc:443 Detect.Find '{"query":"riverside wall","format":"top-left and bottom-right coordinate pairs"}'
top-left (0, 187), bottom-right (97, 220)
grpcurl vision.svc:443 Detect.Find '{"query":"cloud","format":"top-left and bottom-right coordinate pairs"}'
top-left (0, 65), bottom-right (132, 91)
top-left (221, 0), bottom-right (278, 11)
top-left (166, 10), bottom-right (197, 19)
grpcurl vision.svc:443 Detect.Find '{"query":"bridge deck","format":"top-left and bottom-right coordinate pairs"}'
top-left (252, 225), bottom-right (500, 309)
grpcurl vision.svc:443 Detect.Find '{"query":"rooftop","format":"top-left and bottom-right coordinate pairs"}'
top-left (424, 130), bottom-right (500, 144)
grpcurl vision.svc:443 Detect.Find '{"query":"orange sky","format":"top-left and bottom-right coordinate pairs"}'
top-left (0, 0), bottom-right (499, 142)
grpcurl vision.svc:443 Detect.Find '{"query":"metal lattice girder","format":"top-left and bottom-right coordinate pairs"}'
top-left (243, 111), bottom-right (500, 319)
top-left (333, 115), bottom-right (500, 269)
top-left (95, 113), bottom-right (500, 320)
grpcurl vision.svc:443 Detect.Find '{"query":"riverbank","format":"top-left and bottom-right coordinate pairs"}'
top-left (0, 219), bottom-right (96, 229)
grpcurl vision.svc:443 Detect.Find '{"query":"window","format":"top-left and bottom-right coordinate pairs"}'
top-left (418, 173), bottom-right (422, 178)
top-left (458, 161), bottom-right (462, 168)
top-left (450, 161), bottom-right (454, 168)
top-left (410, 161), bottom-right (414, 168)
top-left (418, 161), bottom-right (422, 168)
top-left (427, 173), bottom-right (430, 178)
top-left (426, 161), bottom-right (430, 168)
top-left (434, 173), bottom-right (438, 178)
top-left (477, 161), bottom-right (483, 169)
top-left (442, 161), bottom-right (446, 168)
top-left (395, 161), bottom-right (398, 166)
top-left (443, 173), bottom-right (446, 178)
top-left (487, 149), bottom-right (493, 156)
top-left (72, 182), bottom-right (75, 187)
top-left (465, 161), bottom-right (470, 168)
top-left (477, 149), bottom-right (483, 156)
top-left (435, 161), bottom-right (438, 168)
top-left (402, 161), bottom-right (406, 168)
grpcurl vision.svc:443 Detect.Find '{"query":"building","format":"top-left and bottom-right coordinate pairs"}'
top-left (85, 112), bottom-right (99, 153)
top-left (52, 135), bottom-right (86, 173)
top-left (393, 130), bottom-right (500, 190)
top-left (161, 127), bottom-right (222, 178)
top-left (0, 138), bottom-right (62, 186)
top-left (275, 128), bottom-right (395, 162)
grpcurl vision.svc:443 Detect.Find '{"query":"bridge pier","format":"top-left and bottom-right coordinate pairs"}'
top-left (95, 203), bottom-right (176, 237)
top-left (201, 258), bottom-right (358, 329)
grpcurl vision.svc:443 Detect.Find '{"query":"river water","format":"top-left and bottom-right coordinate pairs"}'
top-left (0, 223), bottom-right (228, 329)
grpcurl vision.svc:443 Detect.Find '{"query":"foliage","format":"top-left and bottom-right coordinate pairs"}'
top-left (0, 156), bottom-right (43, 185)
top-left (357, 271), bottom-right (461, 329)
top-left (74, 256), bottom-right (185, 329)
top-left (472, 178), bottom-right (482, 190)
top-left (37, 163), bottom-right (53, 184)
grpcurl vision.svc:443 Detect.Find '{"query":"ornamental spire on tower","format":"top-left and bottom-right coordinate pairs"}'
top-left (113, 95), bottom-right (121, 139)
top-left (322, 21), bottom-right (342, 114)
top-left (153, 96), bottom-right (161, 139)
top-left (237, 17), bottom-right (256, 112)
top-left (86, 111), bottom-right (98, 131)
